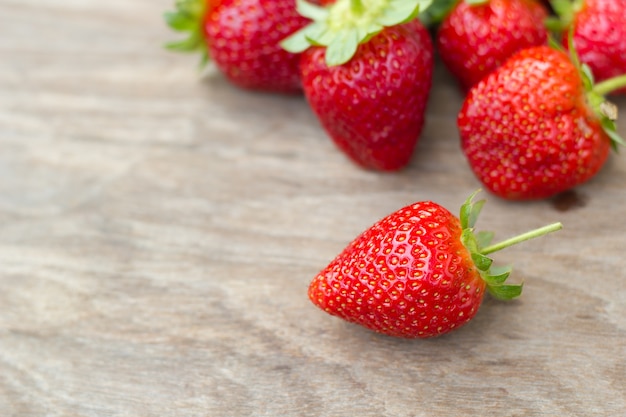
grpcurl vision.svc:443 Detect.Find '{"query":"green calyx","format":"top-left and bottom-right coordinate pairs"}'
top-left (544, 0), bottom-right (585, 33)
top-left (419, 0), bottom-right (461, 26)
top-left (419, 0), bottom-right (483, 28)
top-left (164, 0), bottom-right (209, 66)
top-left (587, 77), bottom-right (626, 152)
top-left (459, 191), bottom-right (563, 300)
top-left (280, 0), bottom-right (432, 66)
top-left (558, 30), bottom-right (626, 151)
top-left (464, 0), bottom-right (489, 6)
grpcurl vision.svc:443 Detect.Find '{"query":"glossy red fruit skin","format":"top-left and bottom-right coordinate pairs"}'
top-left (300, 22), bottom-right (433, 171)
top-left (437, 0), bottom-right (548, 91)
top-left (458, 46), bottom-right (611, 200)
top-left (309, 201), bottom-right (485, 338)
top-left (565, 0), bottom-right (626, 95)
top-left (203, 0), bottom-right (309, 93)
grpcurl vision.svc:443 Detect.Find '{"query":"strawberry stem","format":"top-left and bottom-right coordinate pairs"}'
top-left (481, 222), bottom-right (563, 255)
top-left (592, 74), bottom-right (626, 97)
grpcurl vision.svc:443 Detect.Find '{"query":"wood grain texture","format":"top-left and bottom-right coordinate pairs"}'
top-left (1, 1), bottom-right (625, 416)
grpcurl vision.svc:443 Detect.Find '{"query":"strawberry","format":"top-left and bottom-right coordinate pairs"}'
top-left (164, 0), bottom-right (310, 93)
top-left (309, 191), bottom-right (562, 338)
top-left (436, 0), bottom-right (549, 91)
top-left (458, 45), bottom-right (626, 200)
top-left (281, 0), bottom-right (434, 171)
top-left (548, 0), bottom-right (626, 95)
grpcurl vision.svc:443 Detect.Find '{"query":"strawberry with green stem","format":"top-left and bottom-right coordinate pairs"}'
top-left (309, 191), bottom-right (562, 338)
top-left (436, 0), bottom-right (549, 91)
top-left (281, 0), bottom-right (434, 171)
top-left (164, 0), bottom-right (311, 93)
top-left (547, 0), bottom-right (626, 95)
top-left (458, 42), bottom-right (626, 200)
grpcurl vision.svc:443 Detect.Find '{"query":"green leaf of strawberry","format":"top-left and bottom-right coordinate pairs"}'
top-left (282, 0), bottom-right (432, 66)
top-left (163, 0), bottom-right (208, 63)
top-left (475, 231), bottom-right (495, 249)
top-left (465, 0), bottom-right (489, 6)
top-left (459, 192), bottom-right (562, 301)
top-left (297, 0), bottom-right (331, 19)
top-left (487, 284), bottom-right (524, 301)
top-left (590, 85), bottom-right (626, 150)
top-left (482, 265), bottom-right (512, 285)
top-left (417, 0), bottom-right (458, 27)
top-left (377, 0), bottom-right (425, 25)
top-left (325, 29), bottom-right (361, 67)
top-left (563, 29), bottom-right (626, 151)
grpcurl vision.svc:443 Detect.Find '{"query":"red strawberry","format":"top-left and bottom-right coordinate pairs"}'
top-left (281, 0), bottom-right (433, 171)
top-left (458, 45), bottom-right (626, 200)
top-left (165, 0), bottom-right (310, 93)
top-left (309, 191), bottom-right (561, 338)
top-left (550, 0), bottom-right (626, 95)
top-left (436, 0), bottom-right (549, 91)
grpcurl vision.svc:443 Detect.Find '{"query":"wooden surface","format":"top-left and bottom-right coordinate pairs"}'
top-left (1, 1), bottom-right (625, 416)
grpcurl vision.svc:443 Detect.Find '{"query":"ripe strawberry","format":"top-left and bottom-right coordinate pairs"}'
top-left (436, 0), bottom-right (549, 91)
top-left (281, 0), bottom-right (434, 171)
top-left (164, 0), bottom-right (310, 93)
top-left (548, 0), bottom-right (626, 95)
top-left (309, 192), bottom-right (561, 338)
top-left (458, 45), bottom-right (626, 200)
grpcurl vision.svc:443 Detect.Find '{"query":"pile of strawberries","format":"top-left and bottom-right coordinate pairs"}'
top-left (165, 0), bottom-right (624, 339)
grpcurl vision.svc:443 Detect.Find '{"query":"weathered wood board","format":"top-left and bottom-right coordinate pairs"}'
top-left (0, 1), bottom-right (625, 415)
